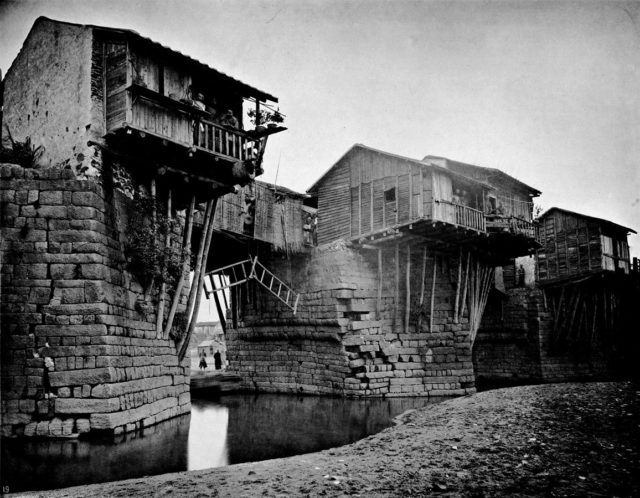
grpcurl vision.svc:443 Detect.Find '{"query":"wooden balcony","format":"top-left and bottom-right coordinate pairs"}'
top-left (193, 118), bottom-right (257, 162)
top-left (486, 215), bottom-right (537, 239)
top-left (433, 200), bottom-right (486, 232)
top-left (109, 84), bottom-right (259, 163)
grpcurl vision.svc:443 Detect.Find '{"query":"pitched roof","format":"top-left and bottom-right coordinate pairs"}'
top-left (11, 17), bottom-right (277, 103)
top-left (539, 207), bottom-right (636, 234)
top-left (256, 180), bottom-right (309, 199)
top-left (307, 143), bottom-right (491, 194)
top-left (197, 340), bottom-right (216, 347)
top-left (423, 155), bottom-right (541, 196)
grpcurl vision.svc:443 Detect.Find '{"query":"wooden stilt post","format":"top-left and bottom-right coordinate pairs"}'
top-left (471, 262), bottom-right (494, 344)
top-left (405, 245), bottom-right (411, 333)
top-left (219, 274), bottom-right (229, 309)
top-left (150, 178), bottom-right (157, 225)
top-left (179, 198), bottom-right (218, 361)
top-left (394, 243), bottom-right (400, 329)
top-left (233, 285), bottom-right (240, 329)
top-left (418, 245), bottom-right (428, 329)
top-left (144, 177), bottom-right (158, 301)
top-left (164, 194), bottom-right (196, 339)
top-left (377, 247), bottom-right (382, 320)
top-left (454, 246), bottom-right (462, 323)
top-left (590, 294), bottom-right (598, 345)
top-left (460, 251), bottom-right (470, 322)
top-left (156, 188), bottom-right (172, 337)
top-left (429, 252), bottom-right (437, 332)
top-left (183, 200), bottom-right (214, 337)
top-left (211, 276), bottom-right (226, 334)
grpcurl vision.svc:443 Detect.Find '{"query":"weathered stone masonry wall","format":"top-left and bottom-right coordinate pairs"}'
top-left (1, 164), bottom-right (190, 438)
top-left (227, 242), bottom-right (476, 397)
top-left (2, 19), bottom-right (102, 176)
top-left (473, 286), bottom-right (609, 384)
top-left (472, 288), bottom-right (543, 383)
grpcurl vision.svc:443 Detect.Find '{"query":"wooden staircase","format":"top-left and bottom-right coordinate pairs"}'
top-left (205, 256), bottom-right (300, 313)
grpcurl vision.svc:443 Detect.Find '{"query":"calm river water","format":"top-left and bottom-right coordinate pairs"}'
top-left (1, 393), bottom-right (439, 493)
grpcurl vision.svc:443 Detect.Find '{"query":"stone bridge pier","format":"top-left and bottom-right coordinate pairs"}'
top-left (1, 164), bottom-right (190, 438)
top-left (227, 240), bottom-right (489, 397)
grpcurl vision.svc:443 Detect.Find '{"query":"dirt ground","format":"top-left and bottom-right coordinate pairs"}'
top-left (15, 382), bottom-right (640, 497)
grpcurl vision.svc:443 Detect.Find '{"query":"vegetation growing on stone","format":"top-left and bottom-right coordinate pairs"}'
top-left (0, 128), bottom-right (44, 168)
top-left (125, 195), bottom-right (184, 296)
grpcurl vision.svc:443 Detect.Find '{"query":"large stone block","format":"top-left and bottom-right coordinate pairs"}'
top-left (39, 191), bottom-right (63, 205)
top-left (71, 191), bottom-right (103, 209)
top-left (49, 230), bottom-right (105, 244)
top-left (49, 367), bottom-right (116, 387)
top-left (55, 397), bottom-right (120, 414)
top-left (84, 280), bottom-right (106, 303)
top-left (41, 303), bottom-right (109, 315)
top-left (89, 397), bottom-right (177, 430)
top-left (91, 376), bottom-right (173, 398)
top-left (34, 324), bottom-right (108, 337)
top-left (37, 205), bottom-right (68, 218)
top-left (61, 287), bottom-right (85, 304)
top-left (50, 264), bottom-right (79, 280)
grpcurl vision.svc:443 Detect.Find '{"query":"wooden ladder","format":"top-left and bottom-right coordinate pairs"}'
top-left (205, 256), bottom-right (300, 314)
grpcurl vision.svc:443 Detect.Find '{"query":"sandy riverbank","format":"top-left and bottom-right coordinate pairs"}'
top-left (14, 382), bottom-right (639, 497)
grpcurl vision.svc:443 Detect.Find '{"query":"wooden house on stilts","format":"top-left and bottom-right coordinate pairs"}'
top-left (473, 207), bottom-right (639, 386)
top-left (224, 144), bottom-right (542, 397)
top-left (0, 17), bottom-right (289, 437)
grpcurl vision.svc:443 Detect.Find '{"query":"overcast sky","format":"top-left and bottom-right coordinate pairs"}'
top-left (1, 0), bottom-right (639, 257)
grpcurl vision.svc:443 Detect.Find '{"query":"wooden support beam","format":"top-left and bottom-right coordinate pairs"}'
top-left (418, 245), bottom-right (428, 329)
top-left (460, 250), bottom-right (470, 321)
top-left (179, 198), bottom-right (218, 361)
top-left (156, 187), bottom-right (172, 337)
top-left (150, 178), bottom-right (157, 226)
top-left (405, 245), bottom-right (411, 334)
top-left (164, 194), bottom-right (196, 339)
top-left (219, 274), bottom-right (229, 309)
top-left (394, 242), bottom-right (400, 328)
top-left (429, 252), bottom-right (437, 333)
top-left (370, 174), bottom-right (374, 234)
top-left (453, 246), bottom-right (462, 323)
top-left (183, 200), bottom-right (214, 334)
top-left (377, 247), bottom-right (382, 320)
top-left (209, 275), bottom-right (227, 334)
top-left (231, 286), bottom-right (239, 329)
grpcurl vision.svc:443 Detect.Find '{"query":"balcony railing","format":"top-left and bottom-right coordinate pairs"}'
top-left (193, 118), bottom-right (257, 162)
top-left (433, 200), bottom-right (486, 232)
top-left (486, 215), bottom-right (537, 239)
top-left (127, 85), bottom-right (258, 162)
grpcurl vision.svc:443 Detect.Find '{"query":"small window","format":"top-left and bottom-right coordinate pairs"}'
top-left (384, 187), bottom-right (396, 203)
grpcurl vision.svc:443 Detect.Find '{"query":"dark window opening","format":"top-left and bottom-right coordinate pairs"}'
top-left (384, 187), bottom-right (396, 203)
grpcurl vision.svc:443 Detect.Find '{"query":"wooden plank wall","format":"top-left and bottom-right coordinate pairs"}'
top-left (343, 149), bottom-right (435, 239)
top-left (254, 184), bottom-right (273, 242)
top-left (132, 52), bottom-right (160, 92)
top-left (131, 99), bottom-right (191, 143)
top-left (105, 42), bottom-right (128, 131)
top-left (163, 63), bottom-right (191, 100)
top-left (317, 162), bottom-right (351, 245)
top-left (431, 170), bottom-right (453, 223)
top-left (215, 184), bottom-right (304, 252)
top-left (422, 168), bottom-right (433, 220)
top-left (214, 190), bottom-right (244, 235)
top-left (537, 211), bottom-right (602, 281)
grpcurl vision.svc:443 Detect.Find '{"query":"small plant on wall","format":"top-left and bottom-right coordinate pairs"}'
top-left (0, 128), bottom-right (44, 168)
top-left (247, 109), bottom-right (285, 127)
top-left (125, 194), bottom-right (184, 297)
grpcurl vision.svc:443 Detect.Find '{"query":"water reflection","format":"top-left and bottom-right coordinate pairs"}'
top-left (188, 400), bottom-right (229, 469)
top-left (1, 414), bottom-right (190, 493)
top-left (2, 393), bottom-right (439, 493)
